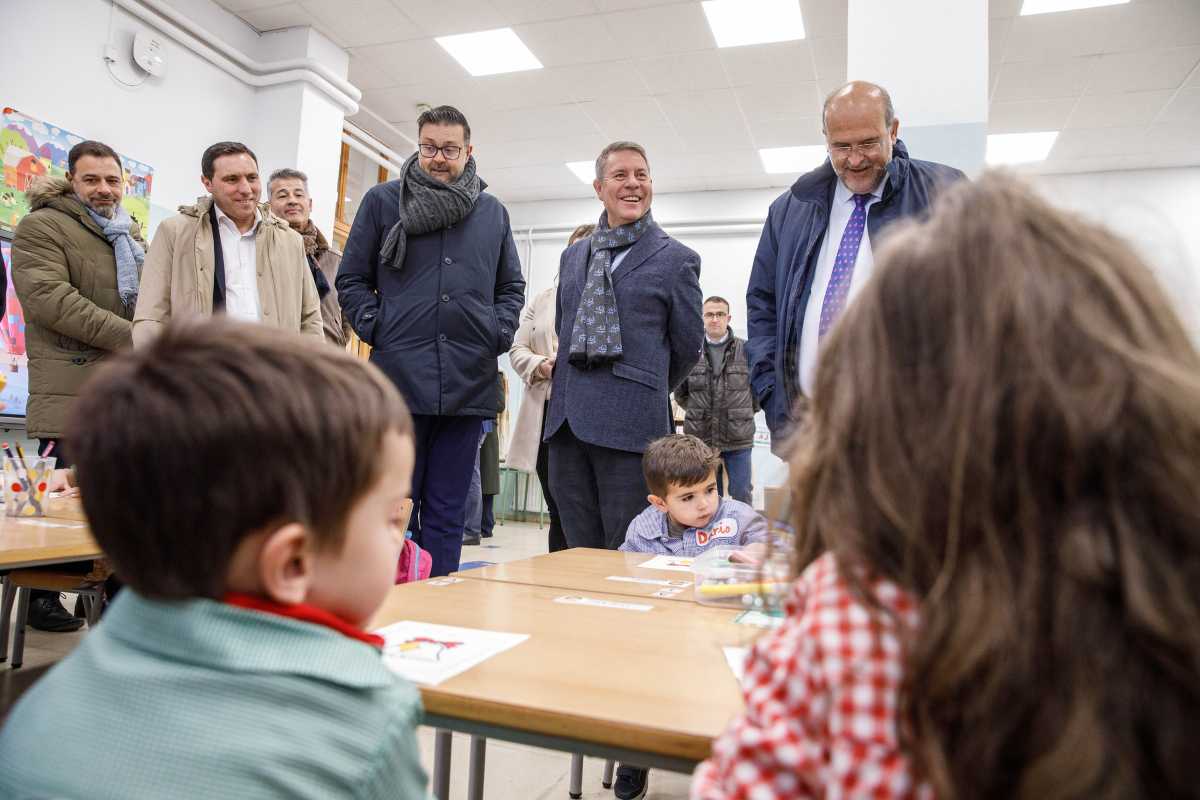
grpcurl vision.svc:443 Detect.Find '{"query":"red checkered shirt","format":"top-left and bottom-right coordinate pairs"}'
top-left (691, 553), bottom-right (932, 799)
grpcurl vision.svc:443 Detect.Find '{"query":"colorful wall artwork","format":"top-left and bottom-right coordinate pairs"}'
top-left (0, 237), bottom-right (28, 419)
top-left (0, 107), bottom-right (154, 232)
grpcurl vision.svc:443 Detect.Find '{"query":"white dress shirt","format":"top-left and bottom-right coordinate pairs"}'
top-left (798, 177), bottom-right (885, 395)
top-left (213, 203), bottom-right (262, 322)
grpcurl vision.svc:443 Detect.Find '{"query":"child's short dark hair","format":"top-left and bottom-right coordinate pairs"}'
top-left (66, 318), bottom-right (413, 600)
top-left (643, 434), bottom-right (722, 497)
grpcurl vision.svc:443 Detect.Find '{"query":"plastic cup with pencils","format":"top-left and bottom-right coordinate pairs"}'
top-left (2, 441), bottom-right (55, 517)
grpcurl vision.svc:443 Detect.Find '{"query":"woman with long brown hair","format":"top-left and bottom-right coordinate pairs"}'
top-left (693, 172), bottom-right (1200, 799)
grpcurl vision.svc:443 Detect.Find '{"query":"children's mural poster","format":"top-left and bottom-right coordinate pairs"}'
top-left (0, 107), bottom-right (154, 420)
top-left (1, 107), bottom-right (154, 232)
top-left (0, 237), bottom-right (27, 419)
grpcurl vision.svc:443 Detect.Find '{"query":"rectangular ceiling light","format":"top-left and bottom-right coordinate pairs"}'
top-left (702, 0), bottom-right (805, 48)
top-left (986, 131), bottom-right (1060, 165)
top-left (435, 28), bottom-right (543, 77)
top-left (759, 145), bottom-right (826, 174)
top-left (1020, 0), bottom-right (1129, 16)
top-left (566, 161), bottom-right (594, 184)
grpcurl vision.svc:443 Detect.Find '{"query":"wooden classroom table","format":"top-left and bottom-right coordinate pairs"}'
top-left (453, 547), bottom-right (702, 603)
top-left (0, 496), bottom-right (98, 570)
top-left (369, 576), bottom-right (757, 788)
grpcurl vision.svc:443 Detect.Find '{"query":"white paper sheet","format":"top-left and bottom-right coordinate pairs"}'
top-left (552, 595), bottom-right (654, 612)
top-left (723, 646), bottom-right (749, 683)
top-left (376, 621), bottom-right (529, 686)
top-left (636, 555), bottom-right (695, 573)
top-left (605, 575), bottom-right (691, 588)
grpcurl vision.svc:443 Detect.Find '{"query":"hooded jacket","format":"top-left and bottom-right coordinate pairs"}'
top-left (10, 176), bottom-right (145, 437)
top-left (746, 141), bottom-right (965, 453)
top-left (133, 195), bottom-right (322, 347)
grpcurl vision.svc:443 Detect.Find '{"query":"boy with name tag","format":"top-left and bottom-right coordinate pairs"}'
top-left (619, 434), bottom-right (767, 558)
top-left (613, 434), bottom-right (766, 800)
top-left (0, 318), bottom-right (427, 799)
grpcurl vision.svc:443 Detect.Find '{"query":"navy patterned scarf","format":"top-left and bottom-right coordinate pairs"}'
top-left (567, 211), bottom-right (653, 369)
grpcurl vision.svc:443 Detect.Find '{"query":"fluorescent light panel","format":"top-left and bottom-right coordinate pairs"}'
top-left (1020, 0), bottom-right (1129, 16)
top-left (986, 131), bottom-right (1059, 165)
top-left (435, 28), bottom-right (542, 77)
top-left (702, 0), bottom-right (805, 48)
top-left (566, 161), bottom-right (594, 184)
top-left (758, 145), bottom-right (826, 174)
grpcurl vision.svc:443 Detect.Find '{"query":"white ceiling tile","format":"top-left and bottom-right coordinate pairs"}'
top-left (472, 104), bottom-right (602, 142)
top-left (747, 113), bottom-right (824, 148)
top-left (470, 70), bottom-right (577, 111)
top-left (637, 51), bottom-right (730, 94)
top-left (735, 82), bottom-right (822, 120)
top-left (991, 57), bottom-right (1096, 101)
top-left (219, 0), bottom-right (293, 10)
top-left (989, 17), bottom-right (1012, 66)
top-left (989, 0), bottom-right (1023, 18)
top-left (1157, 85), bottom-right (1200, 123)
top-left (478, 134), bottom-right (610, 169)
top-left (809, 36), bottom-right (847, 84)
top-left (602, 4), bottom-right (716, 55)
top-left (1001, 10), bottom-right (1115, 63)
top-left (1104, 0), bottom-right (1200, 53)
top-left (988, 98), bottom-right (1078, 132)
top-left (487, 0), bottom-right (597, 25)
top-left (299, 0), bottom-right (422, 48)
top-left (1051, 125), bottom-right (1147, 158)
top-left (630, 127), bottom-right (687, 156)
top-left (475, 164), bottom-right (575, 187)
top-left (591, 0), bottom-right (679, 10)
top-left (360, 80), bottom-right (491, 124)
top-left (676, 126), bottom-right (754, 153)
top-left (388, 0), bottom-right (507, 37)
top-left (557, 62), bottom-right (651, 101)
top-left (351, 39), bottom-right (465, 84)
top-left (799, 0), bottom-right (847, 39)
top-left (577, 98), bottom-right (672, 137)
top-left (349, 53), bottom-right (405, 91)
top-left (658, 89), bottom-right (747, 137)
top-left (237, 2), bottom-right (311, 30)
top-left (515, 15), bottom-right (623, 67)
top-left (358, 86), bottom-right (424, 123)
top-left (720, 40), bottom-right (817, 86)
top-left (1068, 89), bottom-right (1172, 128)
top-left (1085, 46), bottom-right (1200, 94)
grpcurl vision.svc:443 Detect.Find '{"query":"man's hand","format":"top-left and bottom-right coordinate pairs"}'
top-left (535, 356), bottom-right (555, 381)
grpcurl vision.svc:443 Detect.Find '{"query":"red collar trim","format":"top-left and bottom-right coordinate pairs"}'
top-left (224, 592), bottom-right (384, 649)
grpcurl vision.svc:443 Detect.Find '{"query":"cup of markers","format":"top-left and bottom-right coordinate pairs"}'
top-left (2, 442), bottom-right (55, 518)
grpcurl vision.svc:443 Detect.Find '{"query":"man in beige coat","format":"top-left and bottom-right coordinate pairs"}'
top-left (11, 139), bottom-right (142, 631)
top-left (133, 142), bottom-right (322, 346)
top-left (508, 223), bottom-right (593, 552)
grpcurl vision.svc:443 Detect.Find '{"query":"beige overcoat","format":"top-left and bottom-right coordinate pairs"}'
top-left (506, 286), bottom-right (557, 472)
top-left (133, 195), bottom-right (322, 347)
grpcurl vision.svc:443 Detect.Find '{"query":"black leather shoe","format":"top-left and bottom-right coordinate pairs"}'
top-left (28, 595), bottom-right (85, 633)
top-left (613, 765), bottom-right (648, 800)
top-left (462, 532), bottom-right (481, 546)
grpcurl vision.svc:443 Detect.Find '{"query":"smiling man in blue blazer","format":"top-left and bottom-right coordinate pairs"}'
top-left (544, 141), bottom-right (703, 553)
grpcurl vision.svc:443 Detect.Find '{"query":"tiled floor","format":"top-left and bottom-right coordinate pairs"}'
top-left (4, 519), bottom-right (696, 799)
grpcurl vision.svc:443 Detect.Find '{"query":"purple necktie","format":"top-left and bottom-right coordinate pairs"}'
top-left (818, 193), bottom-right (870, 338)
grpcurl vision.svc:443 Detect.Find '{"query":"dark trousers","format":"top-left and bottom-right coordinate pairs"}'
top-left (537, 402), bottom-right (565, 552)
top-left (481, 494), bottom-right (495, 537)
top-left (548, 424), bottom-right (646, 550)
top-left (410, 414), bottom-right (484, 577)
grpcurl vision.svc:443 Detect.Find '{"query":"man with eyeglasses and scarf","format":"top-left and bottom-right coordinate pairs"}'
top-left (337, 105), bottom-right (525, 578)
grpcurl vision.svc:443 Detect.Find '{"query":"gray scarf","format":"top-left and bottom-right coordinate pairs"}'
top-left (86, 204), bottom-right (143, 308)
top-left (567, 211), bottom-right (654, 369)
top-left (379, 152), bottom-right (482, 270)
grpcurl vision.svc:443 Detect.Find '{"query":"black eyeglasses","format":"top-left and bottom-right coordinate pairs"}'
top-left (418, 143), bottom-right (463, 160)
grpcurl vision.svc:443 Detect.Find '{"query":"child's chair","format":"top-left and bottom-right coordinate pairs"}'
top-left (0, 570), bottom-right (105, 668)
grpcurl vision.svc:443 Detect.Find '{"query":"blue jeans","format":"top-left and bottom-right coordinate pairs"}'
top-left (718, 447), bottom-right (753, 505)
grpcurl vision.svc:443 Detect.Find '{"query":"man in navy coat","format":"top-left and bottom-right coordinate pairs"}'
top-left (747, 81), bottom-right (965, 455)
top-left (545, 141), bottom-right (703, 552)
top-left (337, 106), bottom-right (525, 576)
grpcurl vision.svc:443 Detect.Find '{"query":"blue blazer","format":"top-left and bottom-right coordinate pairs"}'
top-left (545, 223), bottom-right (703, 454)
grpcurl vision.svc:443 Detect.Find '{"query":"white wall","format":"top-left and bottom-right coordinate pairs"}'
top-left (2, 0), bottom-right (348, 236)
top-left (502, 165), bottom-right (1200, 500)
